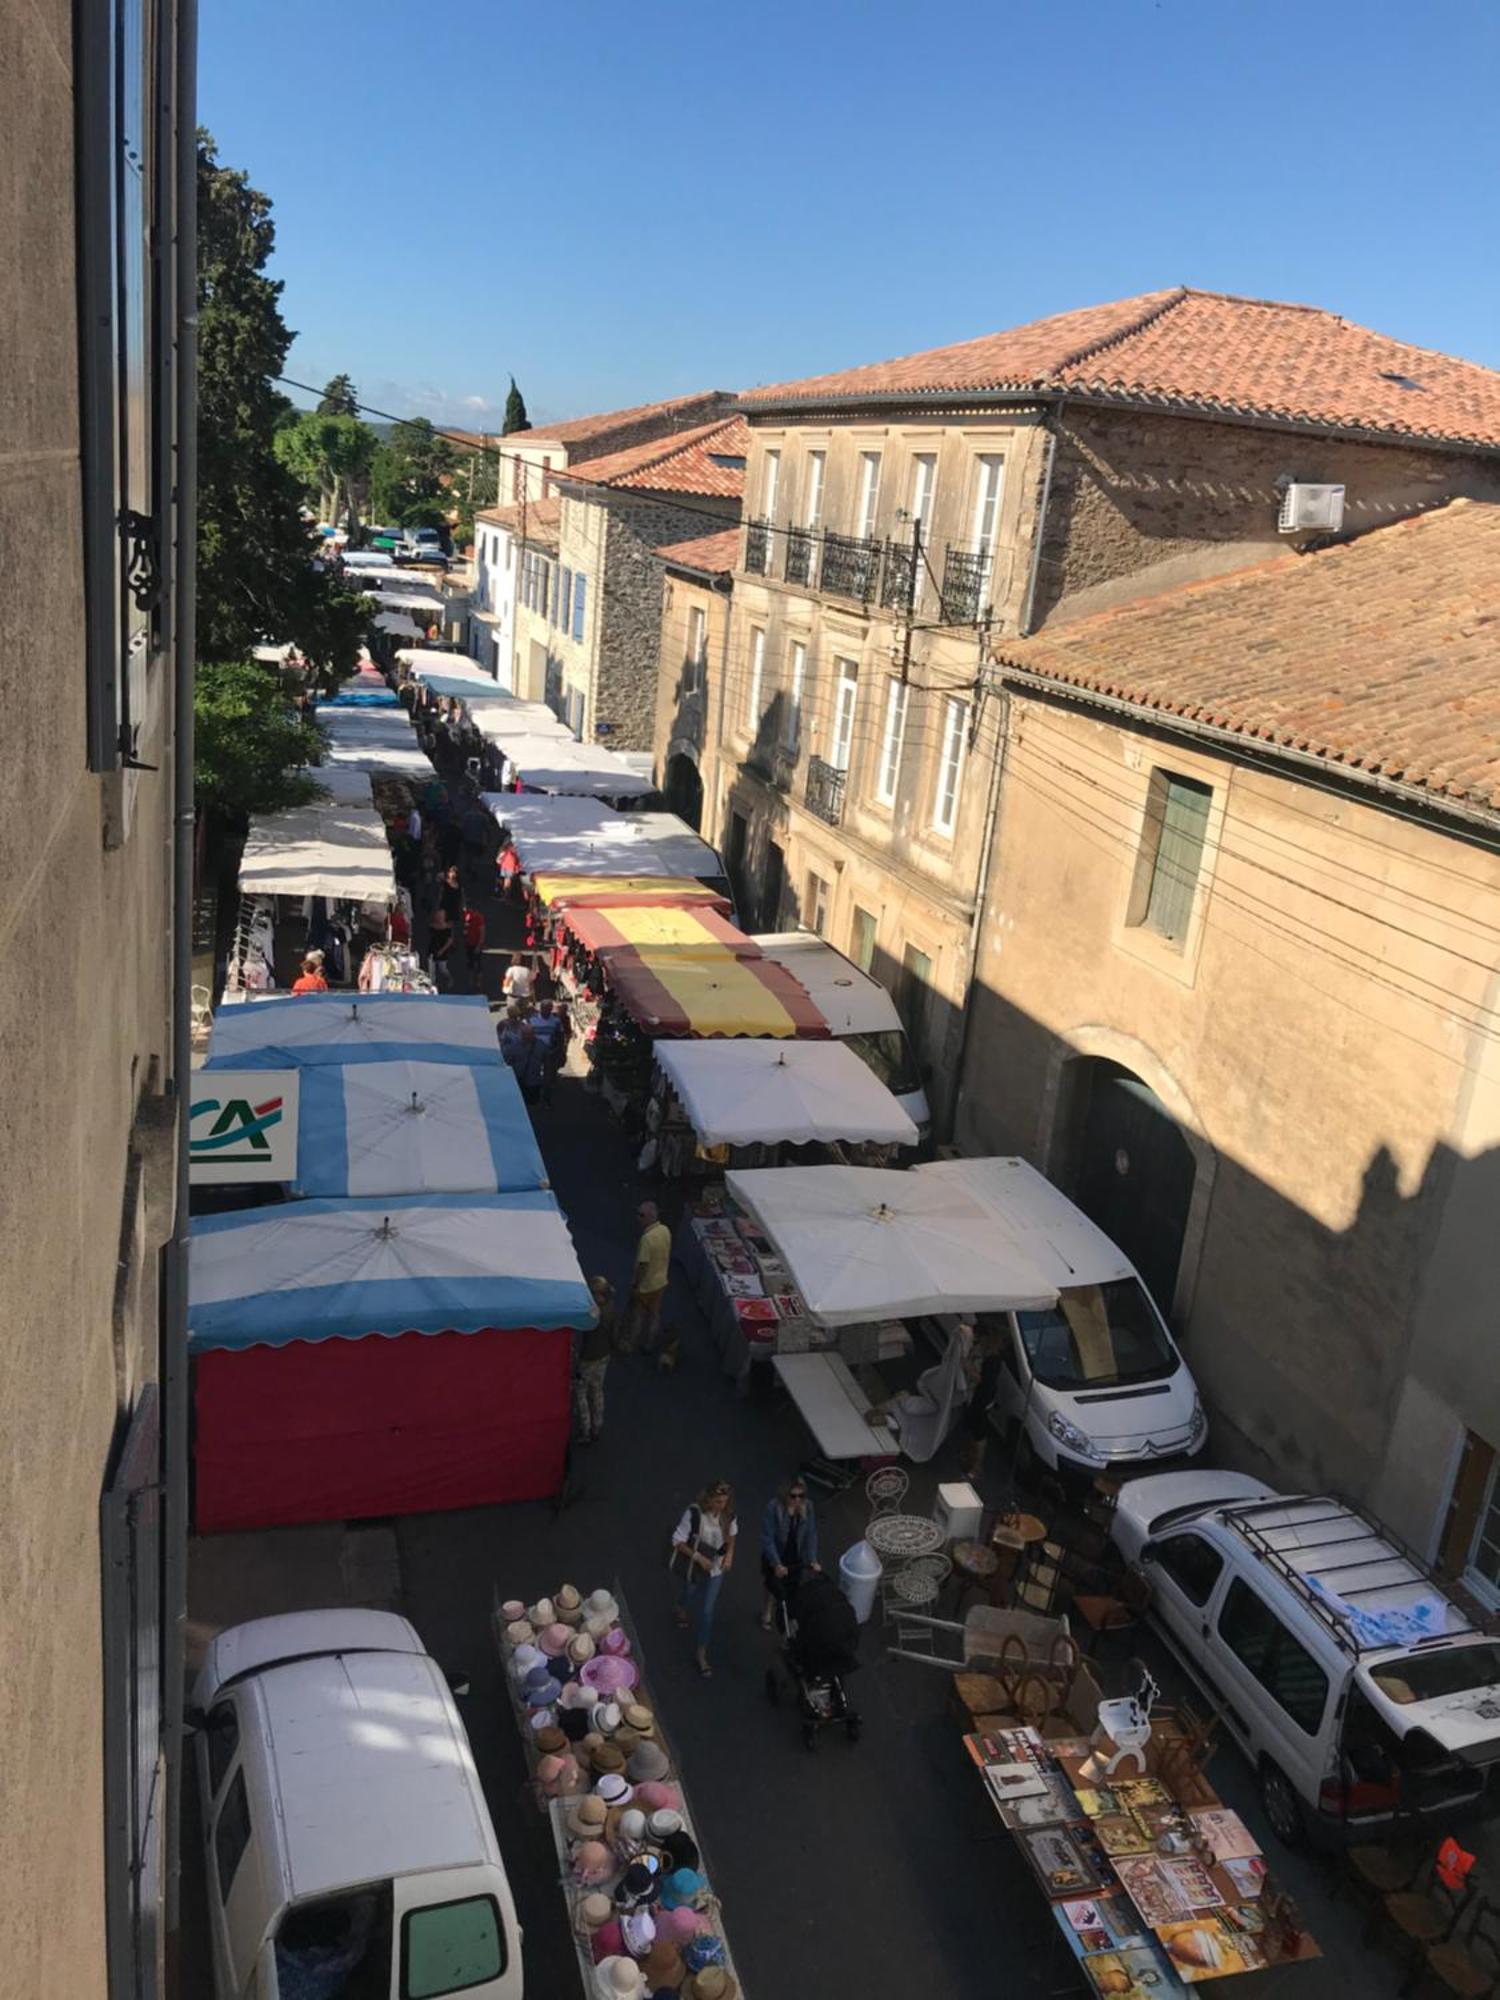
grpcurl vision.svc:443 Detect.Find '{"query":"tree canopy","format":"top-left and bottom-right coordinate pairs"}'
top-left (503, 377), bottom-right (530, 434)
top-left (368, 418), bottom-right (458, 533)
top-left (317, 373), bottom-right (359, 417)
top-left (194, 660), bottom-right (326, 830)
top-left (274, 408), bottom-right (376, 533)
top-left (195, 134), bottom-right (366, 676)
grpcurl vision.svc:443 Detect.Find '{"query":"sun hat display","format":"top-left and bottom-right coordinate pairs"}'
top-left (556, 1582), bottom-right (584, 1622)
top-left (595, 1771), bottom-right (634, 1805)
top-left (560, 1679), bottom-right (595, 1711)
top-left (534, 1725), bottom-right (567, 1755)
top-left (681, 1936), bottom-right (727, 1977)
top-left (642, 1938), bottom-right (686, 1991)
top-left (682, 1968), bottom-right (736, 2000)
top-left (503, 1618), bottom-right (536, 1648)
top-left (567, 1794), bottom-right (609, 1839)
top-left (646, 1808), bottom-right (684, 1840)
top-left (592, 1743), bottom-right (628, 1779)
top-left (594, 1958), bottom-right (646, 1999)
top-left (585, 1587), bottom-right (620, 1623)
top-left (626, 1741), bottom-right (670, 1784)
top-left (568, 1630), bottom-right (598, 1665)
top-left (601, 1626), bottom-right (632, 1657)
top-left (509, 1641), bottom-right (546, 1679)
top-left (620, 1910), bottom-right (657, 1958)
top-left (661, 1831), bottom-right (700, 1875)
top-left (581, 1654), bottom-right (638, 1695)
top-left (537, 1753), bottom-right (581, 1798)
top-left (655, 1905), bottom-right (707, 1946)
top-left (500, 1597), bottom-right (526, 1623)
top-left (660, 1868), bottom-right (707, 1912)
top-left (529, 1596), bottom-right (557, 1627)
top-left (590, 1699), bottom-right (623, 1735)
top-left (591, 1918), bottom-right (625, 1963)
top-left (578, 1891), bottom-right (614, 1933)
top-left (634, 1780), bottom-right (681, 1812)
top-left (623, 1703), bottom-right (655, 1736)
top-left (572, 1839), bottom-right (614, 1886)
top-left (583, 1611), bottom-right (615, 1642)
top-left (613, 1857), bottom-right (663, 1910)
top-left (539, 1620), bottom-right (573, 1658)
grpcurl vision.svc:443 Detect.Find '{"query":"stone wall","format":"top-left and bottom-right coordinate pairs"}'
top-left (1033, 404), bottom-right (1500, 626)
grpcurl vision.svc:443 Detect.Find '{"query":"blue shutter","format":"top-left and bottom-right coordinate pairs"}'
top-left (1145, 776), bottom-right (1212, 941)
top-left (573, 574), bottom-right (586, 642)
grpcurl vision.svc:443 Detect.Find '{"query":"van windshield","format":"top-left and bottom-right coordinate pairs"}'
top-left (1017, 1279), bottom-right (1178, 1390)
top-left (1369, 1643), bottom-right (1500, 1705)
top-left (841, 1027), bottom-right (921, 1097)
top-left (275, 1883), bottom-right (392, 1999)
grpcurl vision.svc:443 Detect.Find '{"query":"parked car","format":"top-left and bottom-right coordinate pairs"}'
top-left (1111, 1472), bottom-right (1500, 1846)
top-left (402, 526), bottom-right (449, 568)
top-left (915, 1155), bottom-right (1205, 1475)
top-left (191, 1609), bottom-right (522, 1999)
top-left (752, 931), bottom-right (932, 1137)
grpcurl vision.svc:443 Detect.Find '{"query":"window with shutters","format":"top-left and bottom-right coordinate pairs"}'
top-left (572, 574), bottom-right (586, 643)
top-left (875, 679), bottom-right (907, 807)
top-left (1130, 771), bottom-right (1214, 945)
top-left (746, 628), bottom-right (766, 734)
top-left (782, 640), bottom-right (806, 752)
top-left (932, 697), bottom-right (967, 835)
top-left (79, 0), bottom-right (170, 775)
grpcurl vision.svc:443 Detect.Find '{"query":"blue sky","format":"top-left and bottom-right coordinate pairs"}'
top-left (200, 0), bottom-right (1500, 429)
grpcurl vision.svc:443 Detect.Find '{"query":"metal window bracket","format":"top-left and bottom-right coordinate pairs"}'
top-left (123, 509), bottom-right (164, 614)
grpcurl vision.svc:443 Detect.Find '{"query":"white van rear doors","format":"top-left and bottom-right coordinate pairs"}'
top-left (390, 1865), bottom-right (522, 2000)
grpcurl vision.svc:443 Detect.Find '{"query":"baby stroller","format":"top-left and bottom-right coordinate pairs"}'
top-left (764, 1571), bottom-right (862, 1750)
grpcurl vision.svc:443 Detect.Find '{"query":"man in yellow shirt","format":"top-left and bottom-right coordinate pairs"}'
top-left (626, 1199), bottom-right (673, 1352)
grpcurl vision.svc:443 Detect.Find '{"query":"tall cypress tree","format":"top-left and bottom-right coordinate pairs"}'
top-left (503, 377), bottom-right (530, 435)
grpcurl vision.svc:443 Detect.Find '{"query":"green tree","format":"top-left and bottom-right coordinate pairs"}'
top-left (368, 417), bottom-right (457, 532)
top-left (274, 409), bottom-right (376, 533)
top-left (503, 377), bottom-right (530, 434)
top-left (317, 372), bottom-right (359, 417)
top-left (196, 134), bottom-right (366, 678)
top-left (194, 660), bottom-right (327, 833)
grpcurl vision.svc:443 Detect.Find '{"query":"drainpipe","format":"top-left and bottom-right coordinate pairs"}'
top-left (162, 0), bottom-right (198, 1947)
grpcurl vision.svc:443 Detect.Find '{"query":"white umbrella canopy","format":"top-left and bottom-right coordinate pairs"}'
top-left (725, 1164), bottom-right (1060, 1326)
top-left (913, 1156), bottom-right (1135, 1290)
top-left (374, 611), bottom-right (424, 638)
top-left (657, 1041), bottom-right (917, 1147)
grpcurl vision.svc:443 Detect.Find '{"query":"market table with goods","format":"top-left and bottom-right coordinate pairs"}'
top-left (965, 1721), bottom-right (1319, 1994)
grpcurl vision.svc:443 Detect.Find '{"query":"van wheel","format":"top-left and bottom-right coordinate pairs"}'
top-left (1259, 1760), bottom-right (1305, 1847)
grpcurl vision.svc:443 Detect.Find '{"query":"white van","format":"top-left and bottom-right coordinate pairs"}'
top-left (752, 932), bottom-right (931, 1136)
top-left (1111, 1473), bottom-right (1500, 1846)
top-left (914, 1156), bottom-right (1205, 1476)
top-left (191, 1609), bottom-right (522, 2000)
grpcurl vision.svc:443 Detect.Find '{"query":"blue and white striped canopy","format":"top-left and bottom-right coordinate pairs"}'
top-left (205, 993), bottom-right (502, 1071)
top-left (295, 1060), bottom-right (546, 1197)
top-left (188, 1191), bottom-right (595, 1350)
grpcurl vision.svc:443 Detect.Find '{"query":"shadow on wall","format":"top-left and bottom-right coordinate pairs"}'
top-left (955, 976), bottom-right (1500, 1537)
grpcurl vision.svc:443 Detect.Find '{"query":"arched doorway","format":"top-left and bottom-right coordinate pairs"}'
top-left (1057, 1058), bottom-right (1198, 1318)
top-left (664, 752), bottom-right (704, 831)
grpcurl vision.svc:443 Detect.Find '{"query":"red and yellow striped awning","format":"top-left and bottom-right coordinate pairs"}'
top-left (531, 873), bottom-right (730, 913)
top-left (560, 903), bottom-right (752, 958)
top-left (605, 946), bottom-right (828, 1039)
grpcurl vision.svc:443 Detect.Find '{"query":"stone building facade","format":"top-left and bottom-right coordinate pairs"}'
top-left (3, 0), bottom-right (191, 1991)
top-left (652, 529), bottom-right (738, 831)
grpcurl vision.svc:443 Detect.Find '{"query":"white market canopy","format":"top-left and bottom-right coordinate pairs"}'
top-left (311, 765), bottom-right (374, 807)
top-left (239, 800), bottom-right (393, 902)
top-left (500, 733), bottom-right (654, 799)
top-left (656, 1040), bottom-right (918, 1148)
top-left (913, 1156), bottom-right (1135, 1291)
top-left (398, 649), bottom-right (494, 683)
top-left (294, 1060), bottom-right (546, 1198)
top-left (315, 704), bottom-right (430, 782)
top-left (204, 992), bottom-right (503, 1071)
top-left (341, 551), bottom-right (395, 569)
top-left (466, 695), bottom-right (574, 743)
top-left (375, 611), bottom-right (425, 638)
top-left (366, 590), bottom-right (446, 614)
top-left (725, 1164), bottom-right (1062, 1327)
top-left (484, 795), bottom-right (722, 881)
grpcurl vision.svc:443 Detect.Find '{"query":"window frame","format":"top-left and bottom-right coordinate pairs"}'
top-left (806, 872), bottom-right (830, 936)
top-left (803, 450), bottom-right (826, 533)
top-left (782, 639), bottom-right (806, 752)
top-left (213, 1767), bottom-right (252, 1902)
top-left (761, 448), bottom-right (781, 524)
top-left (851, 906), bottom-right (878, 974)
top-left (932, 696), bottom-right (967, 836)
top-left (829, 658), bottom-right (858, 772)
top-left (856, 451), bottom-right (882, 540)
top-left (970, 453), bottom-right (1005, 560)
top-left (1130, 769), bottom-right (1214, 947)
top-left (1152, 1533), bottom-right (1225, 1608)
top-left (686, 604), bottom-right (707, 695)
top-left (875, 677), bottom-right (908, 807)
top-left (1463, 1453), bottom-right (1500, 1612)
top-left (746, 627), bottom-right (767, 735)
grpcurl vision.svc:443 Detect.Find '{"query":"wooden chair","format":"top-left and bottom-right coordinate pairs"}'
top-left (1071, 1564), bottom-right (1153, 1653)
top-left (1417, 1897), bottom-right (1500, 1997)
top-left (1382, 1853), bottom-right (1473, 1968)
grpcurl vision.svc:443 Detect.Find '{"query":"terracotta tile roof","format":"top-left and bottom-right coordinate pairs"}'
top-left (741, 289), bottom-right (1500, 451)
top-left (997, 500), bottom-right (1500, 817)
top-left (475, 496), bottom-right (562, 544)
top-left (563, 417), bottom-right (749, 499)
top-left (655, 528), bottom-right (740, 577)
top-left (518, 390), bottom-right (733, 450)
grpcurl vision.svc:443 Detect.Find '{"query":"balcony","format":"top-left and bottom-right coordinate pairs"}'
top-left (804, 755), bottom-right (847, 826)
top-left (941, 544), bottom-right (993, 625)
top-left (881, 537), bottom-right (919, 614)
top-left (819, 531), bottom-right (881, 604)
top-left (784, 527), bottom-right (814, 587)
top-left (743, 518), bottom-right (771, 576)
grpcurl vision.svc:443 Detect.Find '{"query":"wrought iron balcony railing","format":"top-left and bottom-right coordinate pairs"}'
top-left (819, 531), bottom-right (880, 603)
top-left (941, 544), bottom-right (993, 625)
top-left (783, 527), bottom-right (814, 587)
top-left (804, 755), bottom-right (847, 826)
top-left (743, 518), bottom-right (771, 576)
top-left (881, 537), bottom-right (919, 614)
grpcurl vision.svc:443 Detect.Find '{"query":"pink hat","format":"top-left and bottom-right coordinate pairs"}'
top-left (601, 1627), bottom-right (632, 1657)
top-left (572, 1839), bottom-right (613, 1885)
top-left (581, 1655), bottom-right (638, 1695)
top-left (538, 1753), bottom-right (582, 1797)
top-left (657, 1905), bottom-right (707, 1944)
top-left (590, 1921), bottom-right (625, 1964)
top-left (539, 1621), bottom-right (574, 1658)
top-left (634, 1781), bottom-right (682, 1812)
top-left (501, 1598), bottom-right (526, 1622)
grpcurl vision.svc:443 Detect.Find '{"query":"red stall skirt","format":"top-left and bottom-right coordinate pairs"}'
top-left (194, 1326), bottom-right (571, 1533)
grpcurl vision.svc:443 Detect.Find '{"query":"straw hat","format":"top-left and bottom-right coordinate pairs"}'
top-left (572, 1839), bottom-right (614, 1886)
top-left (594, 1772), bottom-right (634, 1807)
top-left (534, 1725), bottom-right (567, 1756)
top-left (623, 1703), bottom-right (655, 1737)
top-left (583, 1612), bottom-right (615, 1643)
top-left (529, 1597), bottom-right (557, 1627)
top-left (612, 1726), bottom-right (641, 1759)
top-left (556, 1583), bottom-right (584, 1624)
top-left (566, 1795), bottom-right (609, 1840)
top-left (682, 1970), bottom-right (736, 2000)
top-left (539, 1621), bottom-right (573, 1659)
top-left (568, 1630), bottom-right (598, 1665)
top-left (592, 1742), bottom-right (627, 1779)
top-left (577, 1891), bottom-right (614, 1933)
top-left (586, 1587), bottom-right (620, 1623)
top-left (594, 1959), bottom-right (646, 1999)
top-left (560, 1680), bottom-right (595, 1712)
top-left (641, 1938), bottom-right (686, 1991)
top-left (647, 1808), bottom-right (684, 1841)
top-left (500, 1598), bottom-right (526, 1623)
top-left (590, 1700), bottom-right (623, 1736)
top-left (503, 1619), bottom-right (536, 1648)
top-left (606, 1804), bottom-right (647, 1856)
top-left (626, 1741), bottom-right (670, 1785)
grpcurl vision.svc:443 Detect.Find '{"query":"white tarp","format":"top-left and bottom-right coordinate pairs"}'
top-left (501, 733), bottom-right (655, 799)
top-left (204, 993), bottom-right (503, 1070)
top-left (366, 590), bottom-right (445, 613)
top-left (311, 765), bottom-right (374, 807)
top-left (913, 1156), bottom-right (1134, 1290)
top-left (375, 611), bottom-right (425, 638)
top-left (725, 1164), bottom-right (1061, 1327)
top-left (656, 1041), bottom-right (917, 1147)
top-left (239, 801), bottom-right (393, 901)
top-left (315, 704), bottom-right (430, 781)
top-left (399, 650), bottom-right (495, 683)
top-left (466, 696), bottom-right (574, 742)
top-left (484, 795), bottom-right (722, 880)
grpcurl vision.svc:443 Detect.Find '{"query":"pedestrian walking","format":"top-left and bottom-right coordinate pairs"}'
top-left (499, 1016), bottom-right (543, 1104)
top-left (462, 905), bottom-right (486, 978)
top-left (426, 909), bottom-right (455, 992)
top-left (759, 1477), bottom-right (820, 1630)
top-left (438, 863), bottom-right (464, 926)
top-left (496, 839), bottom-right (521, 903)
top-left (961, 1318), bottom-right (1003, 1482)
top-left (529, 998), bottom-right (566, 1101)
top-left (291, 951), bottom-right (328, 994)
top-left (623, 1199), bottom-right (672, 1352)
top-left (501, 952), bottom-right (534, 1007)
top-left (671, 1480), bottom-right (737, 1678)
top-left (573, 1276), bottom-right (616, 1444)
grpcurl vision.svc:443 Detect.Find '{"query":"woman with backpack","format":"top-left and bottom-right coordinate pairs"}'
top-left (670, 1481), bottom-right (737, 1678)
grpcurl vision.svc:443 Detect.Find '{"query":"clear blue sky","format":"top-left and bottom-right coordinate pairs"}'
top-left (200, 0), bottom-right (1500, 430)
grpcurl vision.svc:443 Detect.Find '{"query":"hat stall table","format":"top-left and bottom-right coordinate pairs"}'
top-left (493, 1584), bottom-right (747, 1998)
top-left (188, 1191), bottom-right (594, 1531)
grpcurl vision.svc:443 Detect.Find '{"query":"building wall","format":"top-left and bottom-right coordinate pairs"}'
top-left (0, 1), bottom-right (178, 1986)
top-left (594, 495), bottom-right (737, 751)
top-left (1031, 404), bottom-right (1500, 627)
top-left (954, 690), bottom-right (1500, 1527)
top-left (654, 567), bottom-right (732, 822)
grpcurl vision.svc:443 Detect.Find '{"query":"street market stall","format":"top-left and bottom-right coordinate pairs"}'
top-left (189, 1190), bottom-right (595, 1531)
top-left (204, 991), bottom-right (503, 1070)
top-left (292, 1059), bottom-right (547, 1197)
top-left (486, 794), bottom-right (729, 893)
top-left (238, 797), bottom-right (395, 903)
top-left (314, 701), bottom-right (431, 783)
top-left (498, 732), bottom-right (656, 802)
top-left (532, 874), bottom-right (731, 914)
top-left (493, 1582), bottom-right (746, 1997)
top-left (654, 1037), bottom-right (919, 1151)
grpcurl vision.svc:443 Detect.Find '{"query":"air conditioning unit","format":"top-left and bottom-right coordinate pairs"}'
top-left (1278, 483), bottom-right (1345, 534)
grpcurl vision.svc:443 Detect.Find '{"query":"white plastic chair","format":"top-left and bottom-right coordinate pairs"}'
top-left (1094, 1666), bottom-right (1160, 1776)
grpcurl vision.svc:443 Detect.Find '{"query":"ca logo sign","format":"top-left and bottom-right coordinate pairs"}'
top-left (190, 1095), bottom-right (285, 1162)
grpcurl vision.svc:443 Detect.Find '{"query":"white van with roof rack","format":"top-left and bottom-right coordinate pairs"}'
top-left (191, 1609), bottom-right (522, 1999)
top-left (1111, 1472), bottom-right (1500, 1847)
